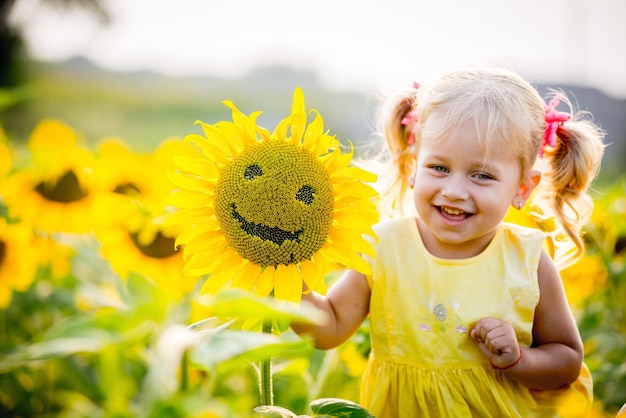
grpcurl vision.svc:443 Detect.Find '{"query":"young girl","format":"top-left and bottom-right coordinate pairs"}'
top-left (293, 68), bottom-right (605, 417)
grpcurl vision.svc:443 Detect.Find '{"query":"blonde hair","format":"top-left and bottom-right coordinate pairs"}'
top-left (379, 67), bottom-right (605, 266)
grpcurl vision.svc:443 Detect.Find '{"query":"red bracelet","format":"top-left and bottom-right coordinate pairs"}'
top-left (491, 350), bottom-right (522, 370)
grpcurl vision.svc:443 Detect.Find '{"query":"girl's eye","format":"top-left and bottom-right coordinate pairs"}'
top-left (473, 172), bottom-right (494, 180)
top-left (431, 165), bottom-right (448, 173)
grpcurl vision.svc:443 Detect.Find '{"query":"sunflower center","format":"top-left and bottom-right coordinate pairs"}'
top-left (129, 231), bottom-right (178, 259)
top-left (113, 182), bottom-right (141, 196)
top-left (0, 240), bottom-right (5, 266)
top-left (35, 170), bottom-right (88, 203)
top-left (215, 140), bottom-right (334, 267)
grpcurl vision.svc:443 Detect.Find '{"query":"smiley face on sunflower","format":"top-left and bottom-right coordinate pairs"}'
top-left (168, 88), bottom-right (378, 302)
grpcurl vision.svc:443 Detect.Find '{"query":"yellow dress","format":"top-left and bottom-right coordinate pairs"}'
top-left (361, 217), bottom-right (592, 418)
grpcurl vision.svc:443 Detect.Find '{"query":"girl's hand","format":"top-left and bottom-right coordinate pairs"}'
top-left (470, 317), bottom-right (521, 369)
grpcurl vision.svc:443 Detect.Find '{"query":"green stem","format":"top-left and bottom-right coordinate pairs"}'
top-left (180, 350), bottom-right (189, 391)
top-left (259, 320), bottom-right (274, 406)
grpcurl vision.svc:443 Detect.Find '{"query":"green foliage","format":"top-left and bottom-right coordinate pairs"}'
top-left (577, 177), bottom-right (626, 414)
top-left (254, 397), bottom-right (374, 417)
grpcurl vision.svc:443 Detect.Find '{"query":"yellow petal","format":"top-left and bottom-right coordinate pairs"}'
top-left (214, 121), bottom-right (244, 155)
top-left (169, 171), bottom-right (215, 192)
top-left (184, 253), bottom-right (221, 277)
top-left (166, 190), bottom-right (213, 209)
top-left (320, 244), bottom-right (371, 276)
top-left (332, 166), bottom-right (378, 183)
top-left (289, 87), bottom-right (306, 143)
top-left (231, 260), bottom-right (263, 291)
top-left (224, 101), bottom-right (262, 148)
top-left (200, 248), bottom-right (243, 294)
top-left (299, 258), bottom-right (325, 295)
top-left (328, 226), bottom-right (376, 257)
top-left (334, 181), bottom-right (379, 200)
top-left (253, 266), bottom-right (275, 298)
top-left (273, 263), bottom-right (302, 302)
top-left (164, 207), bottom-right (215, 228)
top-left (185, 132), bottom-right (230, 165)
top-left (171, 155), bottom-right (220, 179)
top-left (175, 220), bottom-right (220, 247)
top-left (302, 110), bottom-right (324, 150)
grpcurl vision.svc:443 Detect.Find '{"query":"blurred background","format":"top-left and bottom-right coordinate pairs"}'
top-left (2, 0), bottom-right (626, 180)
top-left (1, 1), bottom-right (626, 417)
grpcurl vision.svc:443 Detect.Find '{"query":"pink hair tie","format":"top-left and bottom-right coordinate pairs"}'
top-left (400, 82), bottom-right (420, 145)
top-left (540, 95), bottom-right (570, 158)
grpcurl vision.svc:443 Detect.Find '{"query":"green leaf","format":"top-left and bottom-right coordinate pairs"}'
top-left (310, 398), bottom-right (374, 418)
top-left (189, 329), bottom-right (312, 372)
top-left (253, 405), bottom-right (300, 417)
top-left (199, 289), bottom-right (326, 326)
top-left (0, 336), bottom-right (107, 373)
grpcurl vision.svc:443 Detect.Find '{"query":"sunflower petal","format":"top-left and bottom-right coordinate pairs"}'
top-left (299, 258), bottom-right (325, 295)
top-left (289, 87), bottom-right (306, 143)
top-left (175, 220), bottom-right (220, 247)
top-left (200, 248), bottom-right (243, 294)
top-left (273, 263), bottom-right (302, 302)
top-left (320, 244), bottom-right (372, 276)
top-left (184, 253), bottom-right (221, 277)
top-left (164, 207), bottom-right (215, 228)
top-left (171, 155), bottom-right (220, 179)
top-left (253, 267), bottom-right (275, 298)
top-left (231, 261), bottom-right (263, 291)
top-left (185, 132), bottom-right (230, 165)
top-left (332, 166), bottom-right (378, 183)
top-left (169, 171), bottom-right (215, 192)
top-left (166, 191), bottom-right (213, 209)
top-left (328, 226), bottom-right (376, 257)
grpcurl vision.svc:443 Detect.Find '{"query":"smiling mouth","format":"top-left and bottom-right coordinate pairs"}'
top-left (438, 206), bottom-right (473, 218)
top-left (231, 203), bottom-right (302, 245)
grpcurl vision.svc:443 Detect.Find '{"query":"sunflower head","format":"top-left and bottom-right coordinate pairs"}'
top-left (168, 88), bottom-right (379, 302)
top-left (216, 139), bottom-right (334, 267)
top-left (2, 119), bottom-right (97, 233)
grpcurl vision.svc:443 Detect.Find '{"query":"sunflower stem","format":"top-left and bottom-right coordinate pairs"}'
top-left (258, 320), bottom-right (274, 406)
top-left (180, 349), bottom-right (189, 391)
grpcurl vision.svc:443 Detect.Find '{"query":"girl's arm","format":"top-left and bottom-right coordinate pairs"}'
top-left (471, 250), bottom-right (583, 390)
top-left (291, 269), bottom-right (371, 350)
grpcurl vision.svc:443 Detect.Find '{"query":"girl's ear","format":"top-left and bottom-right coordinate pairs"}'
top-left (512, 170), bottom-right (541, 209)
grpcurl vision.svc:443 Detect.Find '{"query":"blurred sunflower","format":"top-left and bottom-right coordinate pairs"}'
top-left (92, 138), bottom-right (149, 226)
top-left (1, 120), bottom-right (98, 233)
top-left (560, 252), bottom-right (608, 307)
top-left (0, 218), bottom-right (37, 307)
top-left (167, 87), bottom-right (378, 302)
top-left (96, 217), bottom-right (194, 299)
top-left (95, 140), bottom-right (200, 300)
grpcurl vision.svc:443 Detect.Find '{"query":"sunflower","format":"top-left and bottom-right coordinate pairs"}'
top-left (96, 217), bottom-right (195, 300)
top-left (1, 119), bottom-right (99, 233)
top-left (95, 140), bottom-right (200, 300)
top-left (92, 138), bottom-right (180, 227)
top-left (167, 87), bottom-right (378, 302)
top-left (0, 218), bottom-right (38, 308)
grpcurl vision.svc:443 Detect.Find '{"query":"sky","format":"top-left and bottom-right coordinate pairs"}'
top-left (8, 0), bottom-right (626, 98)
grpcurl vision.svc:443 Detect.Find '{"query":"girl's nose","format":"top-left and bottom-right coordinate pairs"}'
top-left (441, 178), bottom-right (469, 200)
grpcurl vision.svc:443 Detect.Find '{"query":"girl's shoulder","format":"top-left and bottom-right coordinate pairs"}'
top-left (373, 216), bottom-right (416, 236)
top-left (500, 221), bottom-right (546, 241)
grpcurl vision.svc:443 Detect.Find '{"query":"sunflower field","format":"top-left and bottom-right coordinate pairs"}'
top-left (1, 77), bottom-right (626, 418)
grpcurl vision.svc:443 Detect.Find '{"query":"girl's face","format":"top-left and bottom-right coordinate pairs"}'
top-left (412, 119), bottom-right (526, 259)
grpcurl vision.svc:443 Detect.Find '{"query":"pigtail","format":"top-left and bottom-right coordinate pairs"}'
top-left (540, 93), bottom-right (606, 266)
top-left (378, 86), bottom-right (419, 216)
